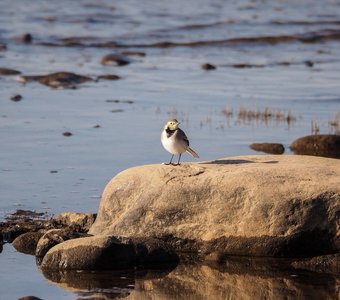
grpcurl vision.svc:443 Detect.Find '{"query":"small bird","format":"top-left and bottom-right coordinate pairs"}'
top-left (161, 119), bottom-right (199, 165)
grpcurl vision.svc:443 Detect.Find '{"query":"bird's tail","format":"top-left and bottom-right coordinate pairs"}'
top-left (186, 147), bottom-right (199, 158)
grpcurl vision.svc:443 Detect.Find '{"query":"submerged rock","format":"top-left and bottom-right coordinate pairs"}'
top-left (250, 143), bottom-right (285, 154)
top-left (10, 94), bottom-right (22, 102)
top-left (100, 54), bottom-right (131, 66)
top-left (0, 68), bottom-right (21, 75)
top-left (89, 155), bottom-right (340, 258)
top-left (290, 134), bottom-right (340, 158)
top-left (201, 63), bottom-right (216, 70)
top-left (17, 72), bottom-right (93, 89)
top-left (12, 231), bottom-right (44, 255)
top-left (96, 74), bottom-right (120, 80)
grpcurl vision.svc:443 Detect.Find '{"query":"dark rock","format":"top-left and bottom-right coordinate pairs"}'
top-left (0, 210), bottom-right (51, 243)
top-left (10, 94), bottom-right (22, 102)
top-left (62, 131), bottom-right (72, 137)
top-left (12, 231), bottom-right (44, 255)
top-left (50, 170), bottom-right (58, 174)
top-left (21, 33), bottom-right (33, 43)
top-left (100, 54), bottom-right (131, 66)
top-left (18, 296), bottom-right (43, 300)
top-left (110, 109), bottom-right (125, 113)
top-left (0, 43), bottom-right (6, 51)
top-left (304, 60), bottom-right (314, 67)
top-left (201, 63), bottom-right (216, 70)
top-left (0, 68), bottom-right (21, 75)
top-left (290, 134), bottom-right (340, 159)
top-left (232, 63), bottom-right (265, 68)
top-left (93, 124), bottom-right (101, 128)
top-left (250, 143), bottom-right (285, 154)
top-left (121, 51), bottom-right (146, 57)
top-left (17, 72), bottom-right (93, 89)
top-left (53, 212), bottom-right (96, 232)
top-left (97, 74), bottom-right (120, 80)
top-left (126, 237), bottom-right (180, 267)
top-left (291, 253), bottom-right (339, 274)
top-left (36, 228), bottom-right (89, 261)
top-left (106, 99), bottom-right (134, 104)
top-left (0, 241), bottom-right (2, 253)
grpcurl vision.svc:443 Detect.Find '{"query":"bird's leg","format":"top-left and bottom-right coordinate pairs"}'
top-left (165, 154), bottom-right (174, 165)
top-left (174, 153), bottom-right (181, 166)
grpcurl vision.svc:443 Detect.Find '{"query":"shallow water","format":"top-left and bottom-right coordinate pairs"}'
top-left (0, 0), bottom-right (339, 298)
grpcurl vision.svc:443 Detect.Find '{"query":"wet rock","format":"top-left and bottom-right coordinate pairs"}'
top-left (121, 51), bottom-right (146, 57)
top-left (10, 94), bottom-right (22, 102)
top-left (93, 124), bottom-right (101, 128)
top-left (17, 72), bottom-right (93, 89)
top-left (100, 54), bottom-right (131, 66)
top-left (41, 235), bottom-right (179, 270)
top-left (0, 43), bottom-right (6, 51)
top-left (0, 68), bottom-right (21, 75)
top-left (250, 143), bottom-right (285, 154)
top-left (53, 212), bottom-right (96, 232)
top-left (291, 253), bottom-right (340, 274)
top-left (290, 134), bottom-right (340, 159)
top-left (36, 228), bottom-right (89, 260)
top-left (304, 60), bottom-right (314, 67)
top-left (12, 231), bottom-right (44, 255)
top-left (62, 131), bottom-right (72, 136)
top-left (89, 155), bottom-right (340, 258)
top-left (41, 235), bottom-right (135, 270)
top-left (18, 297), bottom-right (43, 300)
top-left (0, 242), bottom-right (2, 253)
top-left (21, 33), bottom-right (33, 44)
top-left (0, 210), bottom-right (51, 243)
top-left (96, 74), bottom-right (120, 80)
top-left (106, 99), bottom-right (134, 104)
top-left (201, 63), bottom-right (216, 70)
top-left (232, 63), bottom-right (265, 68)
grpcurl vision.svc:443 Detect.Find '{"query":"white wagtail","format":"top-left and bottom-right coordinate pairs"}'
top-left (161, 119), bottom-right (199, 165)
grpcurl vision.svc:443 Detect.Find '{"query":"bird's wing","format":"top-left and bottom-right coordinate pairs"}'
top-left (176, 128), bottom-right (189, 146)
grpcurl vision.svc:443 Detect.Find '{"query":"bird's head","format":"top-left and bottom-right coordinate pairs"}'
top-left (165, 119), bottom-right (179, 130)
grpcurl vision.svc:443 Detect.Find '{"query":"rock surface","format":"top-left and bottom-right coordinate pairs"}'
top-left (35, 228), bottom-right (89, 260)
top-left (250, 143), bottom-right (285, 154)
top-left (12, 231), bottom-right (44, 255)
top-left (89, 155), bottom-right (340, 257)
top-left (290, 134), bottom-right (340, 158)
top-left (53, 212), bottom-right (96, 232)
top-left (41, 235), bottom-right (178, 270)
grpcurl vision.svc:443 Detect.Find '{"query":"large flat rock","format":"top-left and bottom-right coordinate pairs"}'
top-left (89, 155), bottom-right (340, 257)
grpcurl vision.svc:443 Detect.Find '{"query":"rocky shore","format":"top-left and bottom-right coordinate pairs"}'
top-left (1, 155), bottom-right (339, 277)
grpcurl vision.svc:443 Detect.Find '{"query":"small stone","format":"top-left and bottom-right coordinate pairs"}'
top-left (18, 296), bottom-right (43, 300)
top-left (50, 170), bottom-right (58, 174)
top-left (62, 131), bottom-right (72, 136)
top-left (0, 68), bottom-right (21, 75)
top-left (97, 74), bottom-right (120, 80)
top-left (21, 33), bottom-right (33, 43)
top-left (202, 63), bottom-right (216, 70)
top-left (110, 109), bottom-right (125, 113)
top-left (93, 124), bottom-right (101, 128)
top-left (100, 54), bottom-right (131, 66)
top-left (304, 60), bottom-right (314, 67)
top-left (10, 94), bottom-right (22, 102)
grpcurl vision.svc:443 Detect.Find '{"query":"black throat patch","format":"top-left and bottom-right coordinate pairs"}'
top-left (166, 127), bottom-right (176, 138)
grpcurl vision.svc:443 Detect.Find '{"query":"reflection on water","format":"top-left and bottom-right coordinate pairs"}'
top-left (41, 257), bottom-right (339, 300)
